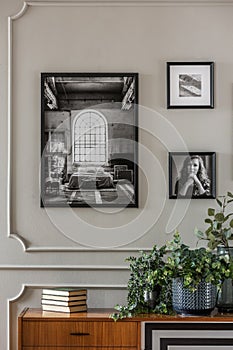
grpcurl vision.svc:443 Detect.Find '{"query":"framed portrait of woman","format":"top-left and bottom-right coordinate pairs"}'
top-left (169, 152), bottom-right (216, 199)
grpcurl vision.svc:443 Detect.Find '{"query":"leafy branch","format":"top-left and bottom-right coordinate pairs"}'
top-left (195, 191), bottom-right (233, 249)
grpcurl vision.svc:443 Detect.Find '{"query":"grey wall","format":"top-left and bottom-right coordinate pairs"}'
top-left (1, 1), bottom-right (233, 349)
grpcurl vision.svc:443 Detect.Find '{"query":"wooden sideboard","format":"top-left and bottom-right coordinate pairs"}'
top-left (18, 308), bottom-right (233, 350)
top-left (18, 308), bottom-right (141, 350)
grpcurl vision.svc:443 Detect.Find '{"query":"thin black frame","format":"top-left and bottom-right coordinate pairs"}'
top-left (41, 72), bottom-right (138, 208)
top-left (167, 62), bottom-right (214, 109)
top-left (169, 152), bottom-right (216, 199)
top-left (145, 322), bottom-right (233, 350)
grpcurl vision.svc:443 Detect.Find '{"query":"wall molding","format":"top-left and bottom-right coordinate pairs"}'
top-left (8, 233), bottom-right (152, 251)
top-left (9, 283), bottom-right (127, 299)
top-left (0, 264), bottom-right (129, 270)
top-left (15, 1), bottom-right (233, 8)
top-left (7, 3), bottom-right (150, 252)
top-left (7, 0), bottom-right (229, 253)
top-left (26, 245), bottom-right (152, 252)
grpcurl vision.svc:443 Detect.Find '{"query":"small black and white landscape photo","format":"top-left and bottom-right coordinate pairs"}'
top-left (167, 62), bottom-right (214, 108)
top-left (179, 74), bottom-right (202, 97)
top-left (41, 73), bottom-right (138, 208)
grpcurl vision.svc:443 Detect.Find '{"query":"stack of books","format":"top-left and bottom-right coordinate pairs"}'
top-left (41, 287), bottom-right (87, 313)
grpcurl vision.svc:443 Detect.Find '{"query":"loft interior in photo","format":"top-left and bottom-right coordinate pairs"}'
top-left (41, 73), bottom-right (138, 207)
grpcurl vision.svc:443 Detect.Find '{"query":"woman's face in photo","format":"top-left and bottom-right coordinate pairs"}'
top-left (186, 158), bottom-right (199, 175)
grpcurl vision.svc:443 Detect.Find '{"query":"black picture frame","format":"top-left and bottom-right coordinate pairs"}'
top-left (41, 72), bottom-right (138, 208)
top-left (167, 62), bottom-right (214, 109)
top-left (169, 152), bottom-right (216, 199)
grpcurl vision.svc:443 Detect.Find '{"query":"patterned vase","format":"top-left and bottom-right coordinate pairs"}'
top-left (172, 278), bottom-right (217, 316)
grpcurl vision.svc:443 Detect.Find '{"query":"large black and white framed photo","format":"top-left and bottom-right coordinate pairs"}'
top-left (169, 152), bottom-right (216, 199)
top-left (167, 62), bottom-right (214, 109)
top-left (41, 72), bottom-right (138, 208)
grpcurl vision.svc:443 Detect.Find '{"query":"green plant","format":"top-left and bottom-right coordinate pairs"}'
top-left (165, 231), bottom-right (231, 292)
top-left (195, 192), bottom-right (233, 249)
top-left (110, 245), bottom-right (172, 321)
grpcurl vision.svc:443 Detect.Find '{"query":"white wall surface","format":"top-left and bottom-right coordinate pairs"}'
top-left (0, 0), bottom-right (233, 349)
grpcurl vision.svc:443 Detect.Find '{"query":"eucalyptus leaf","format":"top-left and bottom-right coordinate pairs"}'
top-left (208, 232), bottom-right (217, 241)
top-left (194, 228), bottom-right (205, 239)
top-left (230, 219), bottom-right (233, 228)
top-left (213, 222), bottom-right (218, 229)
top-left (224, 213), bottom-right (233, 223)
top-left (208, 208), bottom-right (215, 216)
top-left (215, 213), bottom-right (225, 222)
top-left (205, 227), bottom-right (212, 235)
top-left (224, 229), bottom-right (232, 239)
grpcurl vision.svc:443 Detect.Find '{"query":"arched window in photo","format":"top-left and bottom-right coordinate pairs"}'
top-left (73, 109), bottom-right (108, 165)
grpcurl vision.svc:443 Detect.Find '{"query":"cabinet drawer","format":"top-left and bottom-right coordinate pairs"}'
top-left (22, 321), bottom-right (138, 347)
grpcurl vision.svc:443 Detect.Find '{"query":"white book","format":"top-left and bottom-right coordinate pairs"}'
top-left (42, 293), bottom-right (87, 302)
top-left (42, 304), bottom-right (87, 313)
top-left (41, 299), bottom-right (87, 306)
top-left (42, 288), bottom-right (87, 297)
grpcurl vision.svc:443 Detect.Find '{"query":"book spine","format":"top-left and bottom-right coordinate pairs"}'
top-left (42, 289), bottom-right (87, 296)
top-left (42, 305), bottom-right (87, 313)
top-left (41, 299), bottom-right (87, 306)
top-left (42, 294), bottom-right (87, 301)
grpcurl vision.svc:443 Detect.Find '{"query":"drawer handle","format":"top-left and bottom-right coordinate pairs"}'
top-left (70, 332), bottom-right (90, 336)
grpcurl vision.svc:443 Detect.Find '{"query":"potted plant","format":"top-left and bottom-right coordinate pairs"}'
top-left (110, 245), bottom-right (172, 321)
top-left (195, 191), bottom-right (233, 312)
top-left (165, 231), bottom-right (230, 316)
